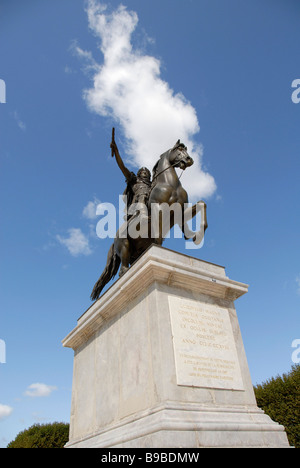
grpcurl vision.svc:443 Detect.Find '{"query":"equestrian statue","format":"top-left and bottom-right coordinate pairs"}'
top-left (90, 129), bottom-right (207, 301)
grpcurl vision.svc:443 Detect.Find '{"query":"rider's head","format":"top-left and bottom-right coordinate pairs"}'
top-left (137, 167), bottom-right (151, 182)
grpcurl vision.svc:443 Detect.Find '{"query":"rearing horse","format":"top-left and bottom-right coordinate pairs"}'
top-left (90, 140), bottom-right (207, 301)
top-left (149, 140), bottom-right (197, 244)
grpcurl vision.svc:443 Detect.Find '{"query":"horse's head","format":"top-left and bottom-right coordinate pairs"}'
top-left (170, 140), bottom-right (194, 170)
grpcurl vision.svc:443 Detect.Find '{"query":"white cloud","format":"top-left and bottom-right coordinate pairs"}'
top-left (0, 404), bottom-right (13, 420)
top-left (56, 228), bottom-right (92, 256)
top-left (24, 383), bottom-right (57, 398)
top-left (82, 198), bottom-right (101, 220)
top-left (78, 0), bottom-right (216, 200)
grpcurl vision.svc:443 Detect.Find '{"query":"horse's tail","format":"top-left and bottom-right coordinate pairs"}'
top-left (90, 243), bottom-right (120, 301)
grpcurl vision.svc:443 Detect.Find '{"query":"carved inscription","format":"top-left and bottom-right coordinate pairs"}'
top-left (168, 296), bottom-right (244, 390)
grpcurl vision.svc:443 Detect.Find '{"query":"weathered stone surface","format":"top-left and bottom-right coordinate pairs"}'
top-left (63, 246), bottom-right (290, 448)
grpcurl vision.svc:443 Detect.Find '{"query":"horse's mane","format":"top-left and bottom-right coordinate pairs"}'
top-left (151, 149), bottom-right (172, 184)
top-left (152, 141), bottom-right (187, 182)
top-left (152, 153), bottom-right (164, 181)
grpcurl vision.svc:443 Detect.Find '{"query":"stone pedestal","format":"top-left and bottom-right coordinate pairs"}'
top-left (62, 246), bottom-right (290, 448)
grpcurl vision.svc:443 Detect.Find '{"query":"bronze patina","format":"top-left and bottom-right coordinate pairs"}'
top-left (91, 129), bottom-right (207, 301)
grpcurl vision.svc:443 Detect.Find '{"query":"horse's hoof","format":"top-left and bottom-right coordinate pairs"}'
top-left (119, 266), bottom-right (129, 277)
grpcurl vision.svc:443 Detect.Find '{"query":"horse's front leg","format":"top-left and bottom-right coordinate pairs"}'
top-left (182, 201), bottom-right (208, 241)
top-left (150, 203), bottom-right (166, 246)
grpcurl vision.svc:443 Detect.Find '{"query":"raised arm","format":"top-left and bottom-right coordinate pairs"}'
top-left (110, 129), bottom-right (131, 180)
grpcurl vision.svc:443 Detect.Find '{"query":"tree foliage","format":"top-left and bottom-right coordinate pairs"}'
top-left (254, 364), bottom-right (300, 448)
top-left (7, 422), bottom-right (69, 448)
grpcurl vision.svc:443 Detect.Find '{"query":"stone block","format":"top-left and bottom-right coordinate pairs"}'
top-left (62, 245), bottom-right (290, 448)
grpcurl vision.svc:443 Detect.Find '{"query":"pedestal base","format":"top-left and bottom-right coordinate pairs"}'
top-left (62, 246), bottom-right (290, 448)
top-left (63, 402), bottom-right (289, 448)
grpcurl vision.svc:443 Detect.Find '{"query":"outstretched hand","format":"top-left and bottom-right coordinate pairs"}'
top-left (109, 128), bottom-right (131, 179)
top-left (110, 141), bottom-right (117, 157)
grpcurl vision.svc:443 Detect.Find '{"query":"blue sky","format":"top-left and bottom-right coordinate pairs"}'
top-left (0, 0), bottom-right (299, 447)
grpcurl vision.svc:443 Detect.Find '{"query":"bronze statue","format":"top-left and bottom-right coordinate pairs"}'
top-left (90, 129), bottom-right (207, 301)
top-left (110, 130), bottom-right (151, 220)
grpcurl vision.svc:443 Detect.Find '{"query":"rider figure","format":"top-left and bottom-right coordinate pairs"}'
top-left (110, 133), bottom-right (151, 220)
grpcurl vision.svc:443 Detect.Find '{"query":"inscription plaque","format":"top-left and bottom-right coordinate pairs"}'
top-left (168, 296), bottom-right (244, 390)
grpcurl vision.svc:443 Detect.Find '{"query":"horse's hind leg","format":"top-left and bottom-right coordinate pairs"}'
top-left (117, 238), bottom-right (130, 277)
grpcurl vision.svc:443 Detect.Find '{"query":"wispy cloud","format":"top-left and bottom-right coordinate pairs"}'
top-left (12, 111), bottom-right (26, 131)
top-left (0, 404), bottom-right (13, 420)
top-left (24, 383), bottom-right (57, 398)
top-left (82, 197), bottom-right (101, 220)
top-left (77, 0), bottom-right (216, 200)
top-left (56, 228), bottom-right (92, 256)
top-left (64, 65), bottom-right (74, 74)
top-left (70, 39), bottom-right (99, 75)
top-left (32, 412), bottom-right (49, 423)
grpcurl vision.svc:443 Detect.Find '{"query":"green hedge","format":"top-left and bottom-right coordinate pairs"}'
top-left (254, 364), bottom-right (299, 448)
top-left (7, 422), bottom-right (69, 448)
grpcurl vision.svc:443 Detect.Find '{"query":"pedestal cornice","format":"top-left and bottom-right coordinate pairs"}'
top-left (62, 245), bottom-right (248, 351)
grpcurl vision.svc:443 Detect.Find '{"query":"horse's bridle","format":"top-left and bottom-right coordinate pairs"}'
top-left (152, 148), bottom-right (188, 181)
